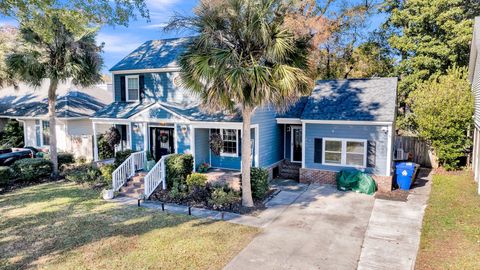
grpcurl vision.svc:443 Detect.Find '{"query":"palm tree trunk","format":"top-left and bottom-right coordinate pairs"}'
top-left (241, 108), bottom-right (254, 207)
top-left (48, 78), bottom-right (59, 178)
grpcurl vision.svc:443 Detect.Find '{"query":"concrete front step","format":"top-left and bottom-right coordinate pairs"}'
top-left (118, 172), bottom-right (146, 198)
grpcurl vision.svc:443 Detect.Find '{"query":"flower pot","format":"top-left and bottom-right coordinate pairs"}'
top-left (146, 160), bottom-right (156, 171)
top-left (102, 189), bottom-right (114, 200)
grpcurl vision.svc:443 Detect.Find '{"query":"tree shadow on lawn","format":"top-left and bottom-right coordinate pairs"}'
top-left (0, 182), bottom-right (253, 270)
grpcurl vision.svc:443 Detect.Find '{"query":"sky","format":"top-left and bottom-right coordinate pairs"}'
top-left (0, 0), bottom-right (387, 74)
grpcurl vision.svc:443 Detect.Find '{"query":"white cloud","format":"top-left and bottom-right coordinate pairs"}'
top-left (97, 33), bottom-right (143, 54)
top-left (141, 22), bottom-right (168, 29)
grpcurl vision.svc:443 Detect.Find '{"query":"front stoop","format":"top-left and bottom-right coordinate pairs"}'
top-left (119, 172), bottom-right (147, 199)
top-left (279, 160), bottom-right (301, 180)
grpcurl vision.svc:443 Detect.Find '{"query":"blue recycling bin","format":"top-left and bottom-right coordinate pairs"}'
top-left (396, 162), bottom-right (415, 190)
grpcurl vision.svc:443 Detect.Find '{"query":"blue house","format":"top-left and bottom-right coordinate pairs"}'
top-left (92, 37), bottom-right (397, 193)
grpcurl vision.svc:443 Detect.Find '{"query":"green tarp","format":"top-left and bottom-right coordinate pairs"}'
top-left (336, 170), bottom-right (377, 195)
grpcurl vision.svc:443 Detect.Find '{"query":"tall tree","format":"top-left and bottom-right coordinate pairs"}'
top-left (0, 26), bottom-right (17, 87)
top-left (168, 0), bottom-right (314, 207)
top-left (383, 0), bottom-right (480, 130)
top-left (7, 11), bottom-right (103, 176)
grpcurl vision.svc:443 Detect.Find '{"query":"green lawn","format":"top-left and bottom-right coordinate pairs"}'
top-left (0, 182), bottom-right (258, 270)
top-left (416, 172), bottom-right (480, 270)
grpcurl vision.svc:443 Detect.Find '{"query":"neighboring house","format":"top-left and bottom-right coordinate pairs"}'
top-left (468, 16), bottom-right (480, 194)
top-left (94, 37), bottom-right (397, 188)
top-left (0, 79), bottom-right (112, 160)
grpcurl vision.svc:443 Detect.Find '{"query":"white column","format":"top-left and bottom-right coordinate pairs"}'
top-left (143, 122), bottom-right (148, 153)
top-left (191, 126), bottom-right (196, 172)
top-left (386, 125), bottom-right (393, 177)
top-left (301, 122), bottom-right (306, 168)
top-left (92, 122), bottom-right (99, 161)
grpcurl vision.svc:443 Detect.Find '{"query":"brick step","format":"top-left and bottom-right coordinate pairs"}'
top-left (280, 167), bottom-right (300, 174)
top-left (120, 186), bottom-right (144, 194)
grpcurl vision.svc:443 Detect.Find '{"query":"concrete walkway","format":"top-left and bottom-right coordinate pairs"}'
top-left (224, 184), bottom-right (375, 270)
top-left (357, 169), bottom-right (432, 270)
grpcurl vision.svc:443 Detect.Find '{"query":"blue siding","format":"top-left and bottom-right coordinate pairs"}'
top-left (285, 125), bottom-right (292, 160)
top-left (304, 123), bottom-right (390, 176)
top-left (176, 124), bottom-right (191, 154)
top-left (210, 152), bottom-right (241, 170)
top-left (251, 106), bottom-right (283, 167)
top-left (194, 129), bottom-right (209, 168)
top-left (114, 72), bottom-right (195, 104)
top-left (131, 122), bottom-right (145, 151)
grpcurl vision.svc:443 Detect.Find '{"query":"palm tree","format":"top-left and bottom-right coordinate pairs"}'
top-left (170, 0), bottom-right (314, 207)
top-left (7, 13), bottom-right (103, 176)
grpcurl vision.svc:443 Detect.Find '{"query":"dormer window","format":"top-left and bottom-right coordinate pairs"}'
top-left (126, 75), bottom-right (139, 101)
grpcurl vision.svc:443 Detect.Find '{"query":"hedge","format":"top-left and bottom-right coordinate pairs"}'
top-left (114, 150), bottom-right (134, 167)
top-left (0, 166), bottom-right (12, 186)
top-left (11, 158), bottom-right (52, 181)
top-left (251, 167), bottom-right (270, 199)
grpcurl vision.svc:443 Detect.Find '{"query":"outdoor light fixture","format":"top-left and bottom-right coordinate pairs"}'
top-left (181, 125), bottom-right (188, 134)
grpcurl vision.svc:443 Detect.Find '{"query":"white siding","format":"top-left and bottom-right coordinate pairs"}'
top-left (23, 119), bottom-right (37, 147)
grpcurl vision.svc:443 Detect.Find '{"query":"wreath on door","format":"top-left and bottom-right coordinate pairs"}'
top-left (209, 133), bottom-right (223, 156)
top-left (160, 133), bottom-right (169, 143)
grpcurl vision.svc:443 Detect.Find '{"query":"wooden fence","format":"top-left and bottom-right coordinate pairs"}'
top-left (394, 136), bottom-right (436, 168)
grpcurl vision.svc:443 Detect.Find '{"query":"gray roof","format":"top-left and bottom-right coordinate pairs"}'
top-left (0, 79), bottom-right (112, 118)
top-left (300, 78), bottom-right (397, 122)
top-left (277, 96), bottom-right (309, 118)
top-left (93, 102), bottom-right (154, 119)
top-left (161, 103), bottom-right (242, 122)
top-left (109, 37), bottom-right (192, 72)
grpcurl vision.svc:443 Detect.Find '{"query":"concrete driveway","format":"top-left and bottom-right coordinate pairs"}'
top-left (224, 184), bottom-right (375, 270)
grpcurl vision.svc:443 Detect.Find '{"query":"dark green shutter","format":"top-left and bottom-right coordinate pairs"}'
top-left (314, 138), bottom-right (322, 163)
top-left (120, 75), bottom-right (126, 101)
top-left (367, 141), bottom-right (376, 167)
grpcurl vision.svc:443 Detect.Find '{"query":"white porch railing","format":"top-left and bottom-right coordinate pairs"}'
top-left (144, 154), bottom-right (174, 199)
top-left (112, 151), bottom-right (146, 192)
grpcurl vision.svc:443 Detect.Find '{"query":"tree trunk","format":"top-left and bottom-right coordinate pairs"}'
top-left (241, 108), bottom-right (254, 208)
top-left (48, 78), bottom-right (59, 178)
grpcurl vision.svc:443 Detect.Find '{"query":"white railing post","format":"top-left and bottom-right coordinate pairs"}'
top-left (111, 151), bottom-right (146, 192)
top-left (144, 154), bottom-right (173, 199)
top-left (161, 160), bottom-right (166, 190)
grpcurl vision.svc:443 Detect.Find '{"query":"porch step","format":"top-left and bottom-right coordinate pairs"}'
top-left (119, 172), bottom-right (146, 199)
top-left (278, 161), bottom-right (301, 180)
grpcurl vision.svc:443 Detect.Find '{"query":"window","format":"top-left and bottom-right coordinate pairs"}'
top-left (211, 128), bottom-right (239, 157)
top-left (126, 75), bottom-right (139, 101)
top-left (42, 121), bottom-right (50, 146)
top-left (322, 138), bottom-right (366, 167)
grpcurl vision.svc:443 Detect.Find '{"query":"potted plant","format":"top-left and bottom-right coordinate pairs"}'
top-left (102, 184), bottom-right (114, 200)
top-left (197, 162), bottom-right (210, 173)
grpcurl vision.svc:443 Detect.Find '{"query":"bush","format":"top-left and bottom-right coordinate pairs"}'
top-left (208, 184), bottom-right (239, 210)
top-left (165, 154), bottom-right (193, 188)
top-left (251, 167), bottom-right (270, 199)
top-left (0, 166), bottom-right (13, 186)
top-left (57, 152), bottom-right (75, 167)
top-left (409, 67), bottom-right (474, 170)
top-left (186, 173), bottom-right (208, 191)
top-left (98, 135), bottom-right (114, 160)
top-left (11, 158), bottom-right (52, 181)
top-left (63, 164), bottom-right (103, 186)
top-left (99, 164), bottom-right (115, 182)
top-left (0, 119), bottom-right (24, 149)
top-left (169, 181), bottom-right (188, 201)
top-left (114, 150), bottom-right (134, 167)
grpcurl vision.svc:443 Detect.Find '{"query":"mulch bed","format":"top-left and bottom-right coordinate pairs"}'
top-left (150, 188), bottom-right (278, 215)
top-left (375, 189), bottom-right (409, 202)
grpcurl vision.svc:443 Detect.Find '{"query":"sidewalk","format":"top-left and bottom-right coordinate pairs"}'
top-left (357, 168), bottom-right (432, 270)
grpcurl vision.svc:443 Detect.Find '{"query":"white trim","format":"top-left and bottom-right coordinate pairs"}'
top-left (276, 118), bottom-right (302, 124)
top-left (301, 123), bottom-right (306, 168)
top-left (302, 119), bottom-right (393, 126)
top-left (174, 124), bottom-right (179, 154)
top-left (283, 124), bottom-right (286, 159)
top-left (322, 138), bottom-right (367, 168)
top-left (190, 122), bottom-right (242, 129)
top-left (91, 118), bottom-right (132, 124)
top-left (111, 67), bottom-right (181, 75)
top-left (8, 116), bottom-right (88, 121)
top-left (125, 75), bottom-right (140, 102)
top-left (93, 122), bottom-right (99, 161)
top-left (191, 127), bottom-right (196, 171)
top-left (157, 102), bottom-right (191, 121)
top-left (386, 125), bottom-right (393, 176)
top-left (252, 124), bottom-right (260, 167)
top-left (143, 122), bottom-right (148, 153)
top-left (128, 122), bottom-right (132, 149)
top-left (290, 126), bottom-right (302, 163)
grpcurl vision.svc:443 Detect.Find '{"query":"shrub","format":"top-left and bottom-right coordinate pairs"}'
top-left (98, 135), bottom-right (114, 160)
top-left (208, 184), bottom-right (239, 210)
top-left (165, 154), bottom-right (193, 188)
top-left (0, 166), bottom-right (13, 186)
top-left (0, 119), bottom-right (24, 149)
top-left (409, 67), bottom-right (473, 170)
top-left (169, 181), bottom-right (188, 201)
top-left (11, 158), bottom-right (52, 181)
top-left (63, 164), bottom-right (103, 186)
top-left (251, 167), bottom-right (270, 199)
top-left (75, 156), bottom-right (87, 164)
top-left (99, 164), bottom-right (115, 182)
top-left (114, 150), bottom-right (134, 167)
top-left (186, 173), bottom-right (208, 191)
top-left (57, 152), bottom-right (75, 167)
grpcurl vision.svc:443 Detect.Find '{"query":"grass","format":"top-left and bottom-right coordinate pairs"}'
top-left (0, 182), bottom-right (259, 270)
top-left (415, 171), bottom-right (480, 270)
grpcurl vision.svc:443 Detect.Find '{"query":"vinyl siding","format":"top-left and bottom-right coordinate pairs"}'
top-left (210, 152), bottom-right (241, 170)
top-left (23, 119), bottom-right (36, 146)
top-left (131, 122), bottom-right (145, 151)
top-left (251, 106), bottom-right (284, 167)
top-left (114, 72), bottom-right (195, 104)
top-left (304, 123), bottom-right (390, 176)
top-left (194, 129), bottom-right (209, 168)
top-left (176, 124), bottom-right (191, 154)
top-left (66, 119), bottom-right (93, 136)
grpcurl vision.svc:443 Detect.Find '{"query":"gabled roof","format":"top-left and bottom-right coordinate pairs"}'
top-left (109, 37), bottom-right (193, 72)
top-left (161, 103), bottom-right (242, 122)
top-left (280, 78), bottom-right (397, 122)
top-left (93, 102), bottom-right (154, 119)
top-left (0, 79), bottom-right (112, 118)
